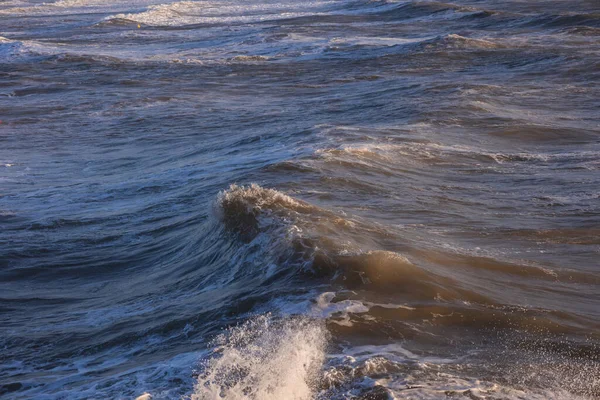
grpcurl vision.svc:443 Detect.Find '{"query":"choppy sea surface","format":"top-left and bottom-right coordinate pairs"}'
top-left (1, 0), bottom-right (599, 398)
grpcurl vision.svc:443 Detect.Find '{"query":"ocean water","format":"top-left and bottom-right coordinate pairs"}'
top-left (1, 0), bottom-right (599, 398)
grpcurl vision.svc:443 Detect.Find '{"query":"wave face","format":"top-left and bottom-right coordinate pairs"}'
top-left (1, 0), bottom-right (599, 399)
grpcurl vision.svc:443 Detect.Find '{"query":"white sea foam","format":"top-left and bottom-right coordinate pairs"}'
top-left (108, 0), bottom-right (338, 27)
top-left (328, 35), bottom-right (429, 48)
top-left (310, 292), bottom-right (369, 326)
top-left (317, 141), bottom-right (600, 169)
top-left (217, 183), bottom-right (311, 216)
top-left (192, 315), bottom-right (326, 400)
top-left (0, 35), bottom-right (74, 61)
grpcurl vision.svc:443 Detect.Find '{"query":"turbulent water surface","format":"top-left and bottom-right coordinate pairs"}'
top-left (1, 0), bottom-right (600, 398)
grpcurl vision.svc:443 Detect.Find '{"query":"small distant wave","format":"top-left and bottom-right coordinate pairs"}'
top-left (559, 26), bottom-right (600, 36)
top-left (375, 1), bottom-right (480, 21)
top-left (523, 12), bottom-right (600, 29)
top-left (228, 55), bottom-right (270, 62)
top-left (317, 32), bottom-right (505, 58)
top-left (0, 36), bottom-right (27, 60)
top-left (94, 17), bottom-right (140, 27)
top-left (47, 53), bottom-right (127, 65)
top-left (0, 36), bottom-right (128, 64)
top-left (316, 142), bottom-right (600, 170)
top-left (107, 1), bottom-right (203, 27)
top-left (49, 0), bottom-right (113, 7)
top-left (105, 0), bottom-right (337, 27)
top-left (419, 34), bottom-right (502, 50)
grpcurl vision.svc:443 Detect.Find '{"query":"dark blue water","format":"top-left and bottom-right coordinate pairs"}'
top-left (1, 0), bottom-right (599, 398)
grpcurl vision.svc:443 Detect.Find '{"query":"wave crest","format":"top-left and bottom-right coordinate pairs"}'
top-left (422, 34), bottom-right (501, 50)
top-left (217, 183), bottom-right (318, 240)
